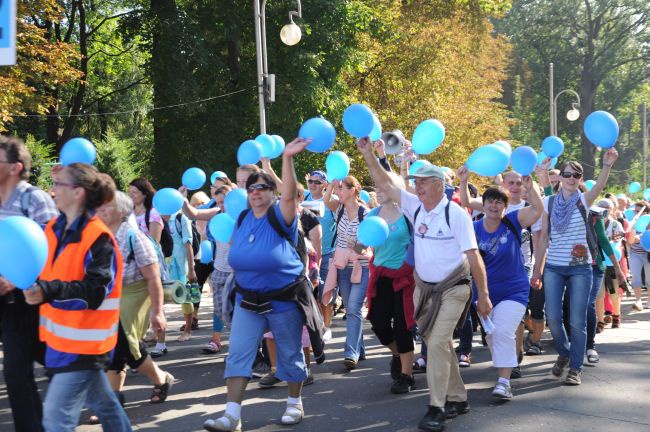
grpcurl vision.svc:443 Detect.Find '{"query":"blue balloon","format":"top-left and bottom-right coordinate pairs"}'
top-left (360, 190), bottom-right (370, 204)
top-left (409, 160), bottom-right (432, 175)
top-left (208, 213), bottom-right (236, 242)
top-left (635, 215), bottom-right (650, 232)
top-left (0, 216), bottom-right (48, 289)
top-left (210, 171), bottom-right (228, 185)
top-left (644, 189), bottom-right (650, 201)
top-left (603, 241), bottom-right (622, 266)
top-left (625, 209), bottom-right (635, 221)
top-left (541, 136), bottom-right (565, 158)
top-left (153, 188), bottom-right (184, 215)
top-left (326, 151), bottom-right (350, 181)
top-left (510, 146), bottom-right (538, 176)
top-left (357, 216), bottom-right (389, 247)
top-left (200, 240), bottom-right (213, 264)
top-left (225, 188), bottom-right (248, 220)
top-left (299, 117), bottom-right (336, 153)
top-left (342, 104), bottom-right (375, 138)
top-left (584, 111), bottom-right (619, 149)
top-left (237, 140), bottom-right (262, 165)
top-left (584, 180), bottom-right (596, 191)
top-left (270, 135), bottom-right (285, 158)
top-left (411, 119), bottom-right (445, 155)
top-left (536, 151), bottom-right (558, 169)
top-left (369, 115), bottom-right (382, 142)
top-left (641, 231), bottom-right (650, 252)
top-left (60, 137), bottom-right (96, 166)
top-left (466, 144), bottom-right (510, 177)
top-left (493, 140), bottom-right (512, 156)
top-left (182, 167), bottom-right (206, 190)
top-left (629, 182), bottom-right (641, 194)
top-left (256, 134), bottom-right (277, 158)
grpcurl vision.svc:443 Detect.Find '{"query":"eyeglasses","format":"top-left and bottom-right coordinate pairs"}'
top-left (247, 183), bottom-right (273, 193)
top-left (307, 179), bottom-right (323, 185)
top-left (485, 198), bottom-right (505, 205)
top-left (52, 180), bottom-right (79, 189)
top-left (561, 172), bottom-right (582, 179)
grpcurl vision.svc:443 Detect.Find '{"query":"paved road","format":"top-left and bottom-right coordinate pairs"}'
top-left (1, 293), bottom-right (649, 432)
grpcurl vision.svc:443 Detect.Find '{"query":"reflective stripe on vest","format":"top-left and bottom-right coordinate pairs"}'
top-left (40, 316), bottom-right (119, 342)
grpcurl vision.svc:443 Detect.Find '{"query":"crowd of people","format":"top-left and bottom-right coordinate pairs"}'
top-left (0, 132), bottom-right (648, 432)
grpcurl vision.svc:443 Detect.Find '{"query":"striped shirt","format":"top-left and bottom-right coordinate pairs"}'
top-left (544, 194), bottom-right (592, 266)
top-left (335, 205), bottom-right (369, 267)
top-left (0, 181), bottom-right (58, 225)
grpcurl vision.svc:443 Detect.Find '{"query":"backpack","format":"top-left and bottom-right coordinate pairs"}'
top-left (330, 205), bottom-right (367, 249)
top-left (412, 201), bottom-right (451, 235)
top-left (20, 186), bottom-right (38, 217)
top-left (126, 228), bottom-right (170, 281)
top-left (174, 213), bottom-right (201, 257)
top-left (146, 208), bottom-right (173, 258)
top-left (548, 195), bottom-right (598, 261)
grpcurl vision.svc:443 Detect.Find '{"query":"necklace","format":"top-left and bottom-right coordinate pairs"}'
top-left (417, 210), bottom-right (436, 238)
top-left (246, 214), bottom-right (266, 243)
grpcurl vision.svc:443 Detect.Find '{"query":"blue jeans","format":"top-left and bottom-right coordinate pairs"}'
top-left (318, 252), bottom-right (337, 304)
top-left (543, 264), bottom-right (592, 370)
top-left (43, 369), bottom-right (131, 432)
top-left (458, 309), bottom-right (473, 355)
top-left (337, 266), bottom-right (369, 361)
top-left (587, 266), bottom-right (605, 350)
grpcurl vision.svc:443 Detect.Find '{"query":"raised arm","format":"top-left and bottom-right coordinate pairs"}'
top-left (586, 148), bottom-right (619, 206)
top-left (279, 138), bottom-right (310, 225)
top-left (457, 165), bottom-right (483, 211)
top-left (531, 209), bottom-right (549, 289)
top-left (357, 137), bottom-right (402, 205)
top-left (261, 158), bottom-right (283, 188)
top-left (182, 199), bottom-right (220, 221)
top-left (518, 176), bottom-right (543, 228)
top-left (534, 158), bottom-right (552, 190)
top-left (323, 180), bottom-right (340, 212)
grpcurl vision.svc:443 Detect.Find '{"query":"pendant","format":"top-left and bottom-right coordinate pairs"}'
top-left (418, 223), bottom-right (428, 236)
top-left (249, 234), bottom-right (255, 243)
top-left (390, 224), bottom-right (397, 232)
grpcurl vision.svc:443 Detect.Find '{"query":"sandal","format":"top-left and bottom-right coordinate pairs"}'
top-left (596, 321), bottom-right (605, 333)
top-left (178, 333), bottom-right (191, 342)
top-left (612, 315), bottom-right (620, 328)
top-left (180, 317), bottom-right (199, 332)
top-left (150, 372), bottom-right (174, 404)
top-left (281, 403), bottom-right (304, 425)
top-left (202, 340), bottom-right (221, 354)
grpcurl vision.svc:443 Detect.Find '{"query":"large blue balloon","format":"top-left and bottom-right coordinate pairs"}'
top-left (225, 188), bottom-right (248, 220)
top-left (510, 146), bottom-right (537, 176)
top-left (541, 136), bottom-right (565, 158)
top-left (411, 119), bottom-right (445, 155)
top-left (644, 189), bottom-right (650, 201)
top-left (342, 104), bottom-right (375, 138)
top-left (466, 144), bottom-right (510, 177)
top-left (256, 134), bottom-right (277, 158)
top-left (360, 190), bottom-right (370, 204)
top-left (299, 117), bottom-right (336, 153)
top-left (0, 216), bottom-right (48, 289)
top-left (409, 160), bottom-right (432, 176)
top-left (584, 180), bottom-right (596, 191)
top-left (357, 216), bottom-right (389, 247)
top-left (208, 213), bottom-right (236, 242)
top-left (210, 171), bottom-right (228, 184)
top-left (603, 241), bottom-right (622, 266)
top-left (493, 140), bottom-right (512, 156)
top-left (60, 137), bottom-right (96, 166)
top-left (200, 240), bottom-right (213, 264)
top-left (182, 167), bottom-right (206, 190)
top-left (369, 115), bottom-right (382, 142)
top-left (270, 135), bottom-right (285, 158)
top-left (584, 111), bottom-right (619, 149)
top-left (629, 182), bottom-right (641, 194)
top-left (624, 209), bottom-right (635, 221)
top-left (326, 151), bottom-right (350, 181)
top-left (153, 188), bottom-right (184, 215)
top-left (237, 140), bottom-right (262, 165)
top-left (635, 214), bottom-right (650, 232)
top-left (641, 231), bottom-right (650, 252)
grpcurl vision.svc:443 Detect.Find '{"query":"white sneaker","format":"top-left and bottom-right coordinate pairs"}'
top-left (492, 381), bottom-right (513, 400)
top-left (281, 403), bottom-right (303, 425)
top-left (203, 413), bottom-right (242, 431)
top-left (632, 299), bottom-right (643, 311)
top-left (586, 349), bottom-right (599, 364)
top-left (323, 327), bottom-right (332, 341)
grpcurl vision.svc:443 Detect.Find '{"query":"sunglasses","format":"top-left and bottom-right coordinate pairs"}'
top-left (52, 180), bottom-right (79, 189)
top-left (247, 183), bottom-right (273, 193)
top-left (307, 179), bottom-right (323, 185)
top-left (561, 172), bottom-right (582, 179)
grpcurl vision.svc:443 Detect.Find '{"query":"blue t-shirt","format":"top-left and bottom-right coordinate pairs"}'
top-left (473, 210), bottom-right (529, 307)
top-left (229, 204), bottom-right (304, 313)
top-left (304, 192), bottom-right (336, 255)
top-left (368, 207), bottom-right (410, 269)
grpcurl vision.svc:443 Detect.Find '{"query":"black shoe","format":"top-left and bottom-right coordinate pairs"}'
top-left (390, 373), bottom-right (415, 394)
top-left (444, 400), bottom-right (469, 419)
top-left (418, 406), bottom-right (446, 432)
top-left (390, 355), bottom-right (402, 380)
top-left (510, 366), bottom-right (522, 379)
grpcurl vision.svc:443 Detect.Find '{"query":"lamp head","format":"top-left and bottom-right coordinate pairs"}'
top-left (566, 103), bottom-right (580, 122)
top-left (281, 21), bottom-right (302, 46)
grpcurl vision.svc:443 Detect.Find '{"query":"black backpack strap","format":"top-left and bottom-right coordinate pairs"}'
top-left (445, 201), bottom-right (451, 229)
top-left (501, 216), bottom-right (522, 246)
top-left (576, 198), bottom-right (598, 259)
top-left (547, 195), bottom-right (555, 238)
top-left (413, 206), bottom-right (422, 226)
top-left (266, 207), bottom-right (295, 246)
top-left (20, 186), bottom-right (38, 217)
top-left (236, 208), bottom-right (251, 228)
top-left (358, 205), bottom-right (366, 223)
top-left (404, 213), bottom-right (413, 236)
top-left (174, 213), bottom-right (182, 234)
top-left (145, 207), bottom-right (151, 229)
top-left (330, 206), bottom-right (347, 249)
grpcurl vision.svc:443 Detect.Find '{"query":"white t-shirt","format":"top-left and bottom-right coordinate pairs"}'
top-left (401, 191), bottom-right (477, 283)
top-left (506, 200), bottom-right (542, 269)
top-left (543, 193), bottom-right (592, 266)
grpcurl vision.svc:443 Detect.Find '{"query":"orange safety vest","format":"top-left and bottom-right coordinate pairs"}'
top-left (39, 215), bottom-right (123, 355)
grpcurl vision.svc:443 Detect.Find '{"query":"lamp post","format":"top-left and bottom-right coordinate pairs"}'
top-left (643, 103), bottom-right (648, 188)
top-left (548, 63), bottom-right (581, 136)
top-left (254, 0), bottom-right (302, 135)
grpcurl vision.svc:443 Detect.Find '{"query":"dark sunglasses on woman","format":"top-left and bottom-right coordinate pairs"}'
top-left (561, 172), bottom-right (582, 179)
top-left (247, 183), bottom-right (273, 192)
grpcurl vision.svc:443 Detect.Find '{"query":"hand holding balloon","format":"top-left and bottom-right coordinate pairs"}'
top-left (373, 139), bottom-right (386, 158)
top-left (456, 165), bottom-right (470, 183)
top-left (0, 277), bottom-right (15, 296)
top-left (23, 284), bottom-right (44, 305)
top-left (283, 137), bottom-right (311, 158)
top-left (356, 136), bottom-right (373, 155)
top-left (603, 148), bottom-right (619, 167)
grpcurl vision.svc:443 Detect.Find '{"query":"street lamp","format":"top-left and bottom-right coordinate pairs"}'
top-left (643, 103), bottom-right (648, 188)
top-left (548, 63), bottom-right (581, 136)
top-left (254, 0), bottom-right (303, 135)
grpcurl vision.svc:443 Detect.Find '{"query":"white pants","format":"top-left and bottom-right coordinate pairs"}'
top-left (486, 300), bottom-right (527, 368)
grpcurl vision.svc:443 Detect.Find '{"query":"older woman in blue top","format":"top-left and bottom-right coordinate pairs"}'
top-left (458, 167), bottom-right (543, 401)
top-left (202, 138), bottom-right (310, 432)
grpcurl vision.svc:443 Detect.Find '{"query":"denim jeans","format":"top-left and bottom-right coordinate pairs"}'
top-left (43, 369), bottom-right (132, 432)
top-left (317, 252), bottom-right (336, 304)
top-left (337, 266), bottom-right (369, 361)
top-left (458, 309), bottom-right (473, 355)
top-left (543, 264), bottom-right (592, 370)
top-left (586, 265), bottom-right (605, 350)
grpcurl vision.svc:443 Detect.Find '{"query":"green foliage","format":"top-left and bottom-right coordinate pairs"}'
top-left (94, 129), bottom-right (147, 191)
top-left (24, 135), bottom-right (56, 190)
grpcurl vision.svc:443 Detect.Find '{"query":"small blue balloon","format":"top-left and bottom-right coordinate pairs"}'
top-left (541, 136), bottom-right (564, 158)
top-left (208, 213), bottom-right (236, 242)
top-left (409, 160), bottom-right (432, 176)
top-left (466, 144), bottom-right (510, 177)
top-left (342, 104), bottom-right (375, 138)
top-left (225, 188), bottom-right (248, 220)
top-left (210, 171), bottom-right (228, 185)
top-left (256, 134), bottom-right (277, 158)
top-left (360, 190), bottom-right (370, 204)
top-left (270, 135), bottom-right (285, 158)
top-left (536, 151), bottom-right (558, 169)
top-left (299, 117), bottom-right (336, 153)
top-left (369, 115), bottom-right (382, 142)
top-left (584, 111), bottom-right (619, 149)
top-left (603, 241), bottom-right (622, 266)
top-left (0, 216), bottom-right (49, 289)
top-left (584, 180), bottom-right (596, 191)
top-left (326, 151), bottom-right (350, 181)
top-left (641, 231), bottom-right (650, 252)
top-left (237, 139), bottom-right (262, 166)
top-left (60, 137), bottom-right (96, 166)
top-left (510, 146), bottom-right (538, 176)
top-left (153, 188), bottom-right (184, 215)
top-left (493, 140), bottom-right (512, 156)
top-left (629, 182), bottom-right (641, 194)
top-left (182, 167), bottom-right (206, 190)
top-left (411, 119), bottom-right (445, 155)
top-left (200, 240), bottom-right (213, 264)
top-left (635, 214), bottom-right (650, 232)
top-left (644, 189), bottom-right (650, 201)
top-left (357, 216), bottom-right (389, 247)
top-left (625, 209), bottom-right (635, 221)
